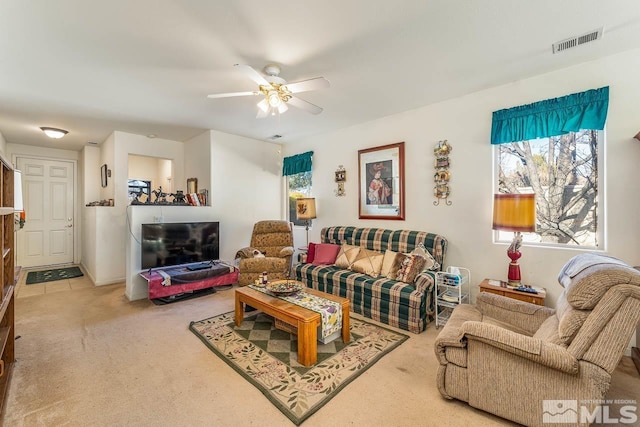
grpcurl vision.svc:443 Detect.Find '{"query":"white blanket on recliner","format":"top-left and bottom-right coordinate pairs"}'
top-left (563, 253), bottom-right (629, 279)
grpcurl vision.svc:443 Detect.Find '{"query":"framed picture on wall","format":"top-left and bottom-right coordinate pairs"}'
top-left (101, 164), bottom-right (108, 188)
top-left (187, 177), bottom-right (197, 194)
top-left (358, 142), bottom-right (405, 220)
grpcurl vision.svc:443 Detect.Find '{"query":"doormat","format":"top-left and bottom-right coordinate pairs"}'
top-left (189, 311), bottom-right (408, 426)
top-left (26, 267), bottom-right (84, 285)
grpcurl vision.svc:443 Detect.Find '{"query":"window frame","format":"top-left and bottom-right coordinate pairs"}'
top-left (286, 171), bottom-right (313, 227)
top-left (493, 130), bottom-right (606, 250)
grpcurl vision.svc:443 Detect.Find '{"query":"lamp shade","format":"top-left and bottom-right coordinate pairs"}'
top-left (296, 198), bottom-right (317, 220)
top-left (492, 193), bottom-right (535, 232)
top-left (14, 170), bottom-right (23, 212)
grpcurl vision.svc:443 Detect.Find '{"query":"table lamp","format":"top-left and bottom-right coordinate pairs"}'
top-left (296, 197), bottom-right (317, 248)
top-left (492, 193), bottom-right (536, 286)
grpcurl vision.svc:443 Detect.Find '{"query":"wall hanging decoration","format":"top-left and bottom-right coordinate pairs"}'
top-left (334, 165), bottom-right (346, 196)
top-left (433, 140), bottom-right (452, 206)
top-left (101, 164), bottom-right (108, 187)
top-left (358, 142), bottom-right (405, 220)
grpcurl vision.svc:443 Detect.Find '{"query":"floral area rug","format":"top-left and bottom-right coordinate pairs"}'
top-left (189, 311), bottom-right (408, 425)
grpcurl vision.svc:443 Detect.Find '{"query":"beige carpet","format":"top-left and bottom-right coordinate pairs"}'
top-left (4, 283), bottom-right (640, 426)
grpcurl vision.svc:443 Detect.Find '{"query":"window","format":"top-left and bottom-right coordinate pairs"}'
top-left (288, 171), bottom-right (312, 226)
top-left (496, 130), bottom-right (603, 248)
top-left (128, 179), bottom-right (151, 200)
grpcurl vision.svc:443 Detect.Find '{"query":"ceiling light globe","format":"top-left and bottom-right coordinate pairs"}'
top-left (40, 127), bottom-right (68, 139)
top-left (257, 98), bottom-right (269, 112)
top-left (268, 92), bottom-right (281, 107)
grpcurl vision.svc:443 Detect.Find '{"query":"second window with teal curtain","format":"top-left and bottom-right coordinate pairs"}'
top-left (491, 86), bottom-right (609, 145)
top-left (282, 151), bottom-right (314, 176)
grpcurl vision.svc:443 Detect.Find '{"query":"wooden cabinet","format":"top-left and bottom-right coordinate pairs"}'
top-left (479, 278), bottom-right (546, 306)
top-left (0, 157), bottom-right (15, 417)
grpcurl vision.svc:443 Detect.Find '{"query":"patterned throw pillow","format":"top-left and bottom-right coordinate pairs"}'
top-left (334, 244), bottom-right (361, 269)
top-left (395, 254), bottom-right (427, 283)
top-left (351, 249), bottom-right (384, 277)
top-left (411, 242), bottom-right (440, 271)
top-left (386, 252), bottom-right (408, 279)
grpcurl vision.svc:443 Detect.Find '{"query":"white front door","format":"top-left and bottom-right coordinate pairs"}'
top-left (17, 157), bottom-right (75, 267)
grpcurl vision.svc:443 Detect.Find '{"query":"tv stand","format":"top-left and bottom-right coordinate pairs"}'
top-left (139, 261), bottom-right (238, 301)
top-left (151, 286), bottom-right (222, 305)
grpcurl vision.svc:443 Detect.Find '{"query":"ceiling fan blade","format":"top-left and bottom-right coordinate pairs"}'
top-left (235, 64), bottom-right (272, 88)
top-left (285, 77), bottom-right (330, 94)
top-left (287, 96), bottom-right (323, 115)
top-left (207, 91), bottom-right (258, 99)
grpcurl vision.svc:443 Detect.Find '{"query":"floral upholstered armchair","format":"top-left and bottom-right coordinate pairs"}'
top-left (235, 220), bottom-right (295, 286)
top-left (434, 253), bottom-right (640, 426)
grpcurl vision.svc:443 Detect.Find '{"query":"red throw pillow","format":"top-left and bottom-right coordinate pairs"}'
top-left (307, 242), bottom-right (317, 264)
top-left (311, 243), bottom-right (341, 265)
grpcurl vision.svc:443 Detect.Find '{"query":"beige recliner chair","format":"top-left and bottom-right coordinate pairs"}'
top-left (235, 220), bottom-right (294, 286)
top-left (434, 253), bottom-right (640, 427)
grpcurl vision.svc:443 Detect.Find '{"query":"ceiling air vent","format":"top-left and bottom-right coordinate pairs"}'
top-left (553, 27), bottom-right (603, 54)
top-left (269, 134), bottom-right (282, 140)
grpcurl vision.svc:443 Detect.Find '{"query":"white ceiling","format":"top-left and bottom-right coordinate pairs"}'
top-left (1, 1), bottom-right (639, 151)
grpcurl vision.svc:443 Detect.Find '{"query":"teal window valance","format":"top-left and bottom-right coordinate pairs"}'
top-left (282, 151), bottom-right (314, 176)
top-left (491, 86), bottom-right (609, 145)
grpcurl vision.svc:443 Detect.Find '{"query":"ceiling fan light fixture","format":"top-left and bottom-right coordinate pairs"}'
top-left (40, 127), bottom-right (68, 139)
top-left (268, 91), bottom-right (281, 107)
top-left (257, 98), bottom-right (269, 113)
top-left (278, 102), bottom-right (288, 114)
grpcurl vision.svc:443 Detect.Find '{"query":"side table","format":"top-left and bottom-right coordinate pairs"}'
top-left (479, 278), bottom-right (546, 306)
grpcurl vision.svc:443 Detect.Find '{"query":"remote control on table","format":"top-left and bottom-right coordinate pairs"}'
top-left (515, 286), bottom-right (538, 294)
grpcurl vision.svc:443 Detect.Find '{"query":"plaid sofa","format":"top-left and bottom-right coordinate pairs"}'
top-left (294, 226), bottom-right (447, 333)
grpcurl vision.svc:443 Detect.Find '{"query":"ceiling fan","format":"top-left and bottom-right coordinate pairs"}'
top-left (207, 64), bottom-right (330, 118)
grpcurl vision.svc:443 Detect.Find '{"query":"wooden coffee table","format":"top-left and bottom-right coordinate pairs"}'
top-left (234, 285), bottom-right (350, 367)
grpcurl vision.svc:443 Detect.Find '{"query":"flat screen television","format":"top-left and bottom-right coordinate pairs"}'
top-left (141, 222), bottom-right (219, 269)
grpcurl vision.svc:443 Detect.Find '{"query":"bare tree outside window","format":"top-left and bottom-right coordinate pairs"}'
top-left (288, 171), bottom-right (312, 226)
top-left (497, 130), bottom-right (602, 248)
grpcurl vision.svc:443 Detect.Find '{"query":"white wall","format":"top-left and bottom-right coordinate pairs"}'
top-left (128, 155), bottom-right (160, 192)
top-left (284, 48), bottom-right (640, 314)
top-left (158, 159), bottom-right (172, 193)
top-left (0, 131), bottom-right (6, 158)
top-left (208, 130), bottom-right (283, 262)
top-left (184, 131), bottom-right (211, 200)
top-left (82, 145), bottom-right (100, 204)
top-left (99, 133), bottom-right (115, 201)
top-left (82, 207), bottom-right (97, 283)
